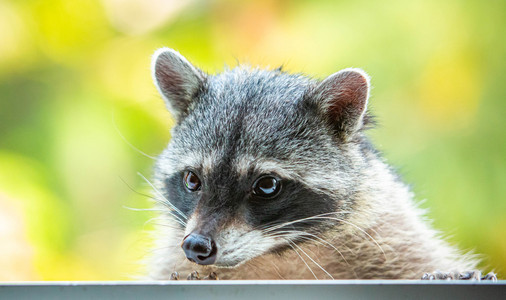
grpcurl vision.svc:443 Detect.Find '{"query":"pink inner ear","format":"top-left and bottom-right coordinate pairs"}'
top-left (325, 71), bottom-right (369, 125)
top-left (152, 49), bottom-right (204, 120)
top-left (155, 54), bottom-right (187, 99)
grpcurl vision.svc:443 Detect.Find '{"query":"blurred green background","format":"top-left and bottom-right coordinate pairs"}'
top-left (0, 0), bottom-right (505, 280)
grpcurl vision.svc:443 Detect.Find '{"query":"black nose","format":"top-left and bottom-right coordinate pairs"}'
top-left (181, 233), bottom-right (217, 265)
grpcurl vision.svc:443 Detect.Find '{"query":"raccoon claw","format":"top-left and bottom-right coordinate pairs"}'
top-left (187, 271), bottom-right (201, 280)
top-left (169, 272), bottom-right (180, 280)
top-left (203, 271), bottom-right (219, 280)
top-left (421, 270), bottom-right (497, 281)
top-left (481, 272), bottom-right (498, 281)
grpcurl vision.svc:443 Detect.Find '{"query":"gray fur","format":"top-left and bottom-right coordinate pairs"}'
top-left (147, 48), bottom-right (487, 280)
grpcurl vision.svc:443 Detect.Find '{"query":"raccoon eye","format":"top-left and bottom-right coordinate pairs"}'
top-left (252, 175), bottom-right (281, 198)
top-left (184, 171), bottom-right (201, 191)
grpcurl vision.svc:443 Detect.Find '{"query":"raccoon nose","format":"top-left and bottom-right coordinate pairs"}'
top-left (181, 233), bottom-right (217, 265)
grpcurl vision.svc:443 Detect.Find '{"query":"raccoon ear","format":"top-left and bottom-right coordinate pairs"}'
top-left (312, 68), bottom-right (370, 140)
top-left (151, 48), bottom-right (205, 121)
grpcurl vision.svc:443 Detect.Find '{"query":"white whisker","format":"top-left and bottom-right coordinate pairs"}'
top-left (152, 221), bottom-right (185, 228)
top-left (137, 172), bottom-right (188, 225)
top-left (112, 110), bottom-right (156, 160)
top-left (286, 239), bottom-right (318, 280)
top-left (146, 244), bottom-right (179, 255)
top-left (145, 215), bottom-right (184, 228)
top-left (261, 211), bottom-right (351, 234)
top-left (126, 203), bottom-right (186, 227)
top-left (311, 216), bottom-right (386, 259)
top-left (122, 206), bottom-right (167, 212)
top-left (292, 241), bottom-right (334, 280)
top-left (259, 211), bottom-right (385, 260)
top-left (268, 230), bottom-right (349, 265)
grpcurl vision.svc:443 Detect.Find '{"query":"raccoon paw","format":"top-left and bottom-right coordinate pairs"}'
top-left (421, 270), bottom-right (497, 281)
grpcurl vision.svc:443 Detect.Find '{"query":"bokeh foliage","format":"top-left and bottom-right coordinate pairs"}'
top-left (0, 0), bottom-right (505, 280)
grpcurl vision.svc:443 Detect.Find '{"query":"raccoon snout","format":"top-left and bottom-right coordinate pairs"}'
top-left (181, 233), bottom-right (217, 265)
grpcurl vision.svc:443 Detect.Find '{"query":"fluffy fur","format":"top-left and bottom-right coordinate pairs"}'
top-left (146, 48), bottom-right (482, 280)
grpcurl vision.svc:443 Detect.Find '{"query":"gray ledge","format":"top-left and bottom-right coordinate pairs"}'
top-left (1, 280), bottom-right (505, 299)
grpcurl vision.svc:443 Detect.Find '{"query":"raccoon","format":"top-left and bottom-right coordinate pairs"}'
top-left (146, 48), bottom-right (495, 280)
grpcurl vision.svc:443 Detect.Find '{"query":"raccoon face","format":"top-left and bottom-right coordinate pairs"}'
top-left (151, 48), bottom-right (370, 267)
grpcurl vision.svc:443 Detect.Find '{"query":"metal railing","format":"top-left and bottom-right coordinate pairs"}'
top-left (1, 280), bottom-right (505, 300)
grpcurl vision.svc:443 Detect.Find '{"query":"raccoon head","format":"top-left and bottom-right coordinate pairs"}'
top-left (151, 48), bottom-right (371, 267)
